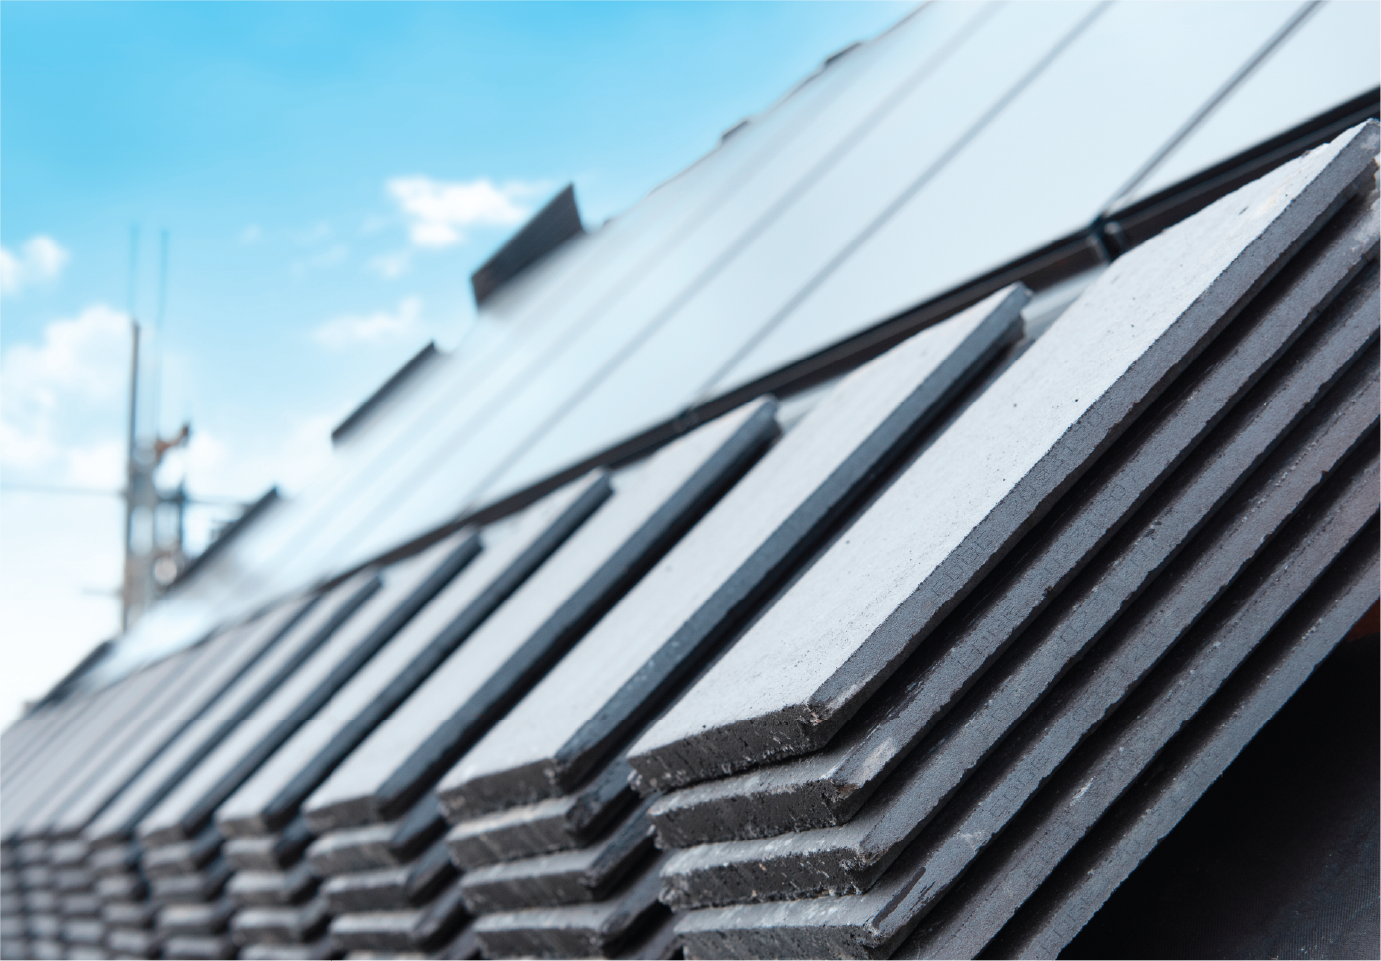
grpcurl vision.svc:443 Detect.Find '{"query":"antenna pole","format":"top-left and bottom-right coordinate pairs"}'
top-left (122, 225), bottom-right (143, 630)
top-left (120, 224), bottom-right (192, 630)
top-left (153, 230), bottom-right (169, 440)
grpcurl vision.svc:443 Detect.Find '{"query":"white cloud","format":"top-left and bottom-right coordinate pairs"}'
top-left (1, 304), bottom-right (131, 487)
top-left (177, 415), bottom-right (333, 503)
top-left (0, 303), bottom-right (348, 724)
top-left (311, 297), bottom-right (423, 350)
top-left (386, 176), bottom-right (544, 248)
top-left (0, 305), bottom-right (130, 721)
top-left (238, 224), bottom-right (263, 246)
top-left (183, 428), bottom-right (230, 480)
top-left (0, 235), bottom-right (71, 296)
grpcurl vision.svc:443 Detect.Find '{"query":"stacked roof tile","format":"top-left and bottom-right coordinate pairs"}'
top-left (1057, 619), bottom-right (1380, 959)
top-left (2, 119), bottom-right (1377, 960)
top-left (627, 128), bottom-right (1380, 957)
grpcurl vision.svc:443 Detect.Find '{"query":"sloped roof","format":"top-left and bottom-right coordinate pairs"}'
top-left (85, 0), bottom-right (1380, 687)
top-left (2, 4), bottom-right (1379, 960)
top-left (3, 119), bottom-right (1376, 961)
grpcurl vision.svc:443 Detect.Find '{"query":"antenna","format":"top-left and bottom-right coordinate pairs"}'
top-left (122, 226), bottom-right (142, 631)
top-left (119, 226), bottom-right (192, 631)
top-left (153, 230), bottom-right (169, 442)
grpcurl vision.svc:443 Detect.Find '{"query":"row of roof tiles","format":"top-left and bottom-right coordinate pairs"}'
top-left (2, 121), bottom-right (1377, 960)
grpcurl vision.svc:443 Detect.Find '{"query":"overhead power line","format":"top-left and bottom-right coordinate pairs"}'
top-left (0, 483), bottom-right (251, 507)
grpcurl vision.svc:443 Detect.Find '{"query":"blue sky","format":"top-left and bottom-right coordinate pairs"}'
top-left (0, 1), bottom-right (910, 721)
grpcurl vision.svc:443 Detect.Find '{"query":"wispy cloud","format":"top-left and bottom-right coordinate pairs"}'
top-left (0, 235), bottom-right (71, 296)
top-left (386, 176), bottom-right (545, 248)
top-left (368, 250), bottom-right (413, 280)
top-left (293, 221), bottom-right (335, 246)
top-left (238, 225), bottom-right (264, 246)
top-left (296, 244), bottom-right (350, 273)
top-left (311, 296), bottom-right (423, 350)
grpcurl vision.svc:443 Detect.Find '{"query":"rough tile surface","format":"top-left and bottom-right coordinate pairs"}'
top-left (629, 123), bottom-right (1380, 793)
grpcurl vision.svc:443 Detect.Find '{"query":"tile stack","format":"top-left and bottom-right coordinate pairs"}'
top-left (89, 840), bottom-right (151, 960)
top-left (222, 818), bottom-right (327, 959)
top-left (143, 830), bottom-right (234, 960)
top-left (114, 571), bottom-right (392, 958)
top-left (5, 643), bottom-right (207, 961)
top-left (306, 796), bottom-right (463, 958)
top-left (618, 121), bottom-right (1381, 958)
top-left (81, 594), bottom-right (351, 959)
top-left (125, 558), bottom-right (453, 960)
top-left (4, 706), bottom-right (57, 958)
top-left (1040, 609), bottom-right (1381, 960)
top-left (302, 398), bottom-right (791, 958)
top-left (0, 844), bottom-right (25, 960)
top-left (210, 482), bottom-right (618, 957)
top-left (430, 277), bottom-right (1028, 959)
top-left (38, 605), bottom-right (319, 960)
top-left (16, 841), bottom-right (58, 959)
top-left (51, 839), bottom-right (102, 958)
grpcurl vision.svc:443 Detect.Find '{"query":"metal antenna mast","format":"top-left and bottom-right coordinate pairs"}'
top-left (121, 226), bottom-right (142, 630)
top-left (121, 227), bottom-right (191, 630)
